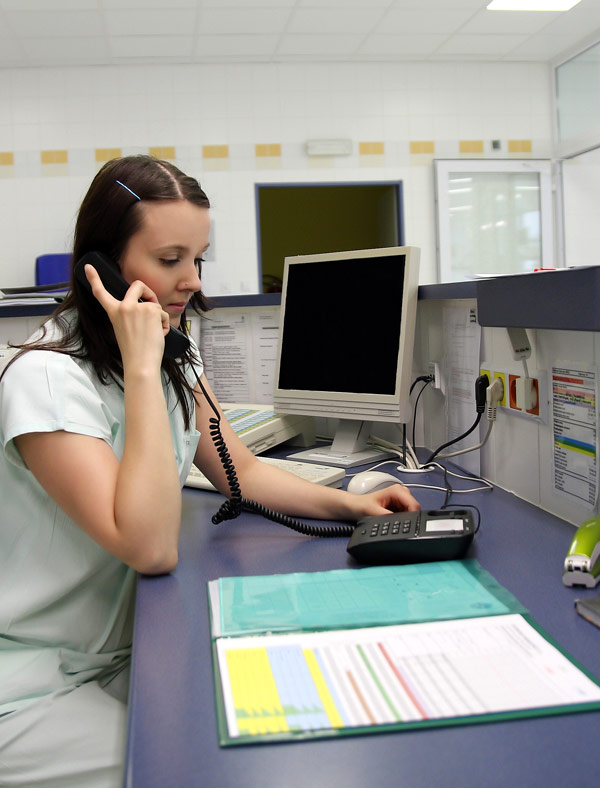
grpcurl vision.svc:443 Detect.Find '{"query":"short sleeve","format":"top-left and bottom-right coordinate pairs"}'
top-left (0, 350), bottom-right (117, 469)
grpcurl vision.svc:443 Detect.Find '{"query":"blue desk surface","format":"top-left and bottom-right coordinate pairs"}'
top-left (125, 468), bottom-right (600, 788)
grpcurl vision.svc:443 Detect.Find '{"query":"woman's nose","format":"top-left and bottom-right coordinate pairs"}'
top-left (180, 263), bottom-right (202, 292)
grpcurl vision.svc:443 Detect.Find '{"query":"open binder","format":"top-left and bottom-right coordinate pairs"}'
top-left (207, 560), bottom-right (600, 747)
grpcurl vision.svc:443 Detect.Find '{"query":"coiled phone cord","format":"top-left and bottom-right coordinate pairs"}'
top-left (190, 367), bottom-right (354, 538)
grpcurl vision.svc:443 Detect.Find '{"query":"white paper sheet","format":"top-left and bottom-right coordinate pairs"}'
top-left (216, 614), bottom-right (600, 739)
top-left (199, 306), bottom-right (279, 404)
top-left (441, 304), bottom-right (482, 474)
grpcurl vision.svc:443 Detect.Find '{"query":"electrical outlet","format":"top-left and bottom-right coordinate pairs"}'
top-left (507, 370), bottom-right (547, 421)
top-left (492, 371), bottom-right (507, 407)
top-left (526, 378), bottom-right (540, 416)
top-left (428, 361), bottom-right (442, 390)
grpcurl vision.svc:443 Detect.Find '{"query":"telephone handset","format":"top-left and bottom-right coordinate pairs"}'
top-left (73, 250), bottom-right (190, 359)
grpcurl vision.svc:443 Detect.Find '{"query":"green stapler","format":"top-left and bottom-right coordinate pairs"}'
top-left (563, 516), bottom-right (600, 588)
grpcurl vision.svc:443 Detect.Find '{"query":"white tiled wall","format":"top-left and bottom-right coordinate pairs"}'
top-left (0, 60), bottom-right (552, 291)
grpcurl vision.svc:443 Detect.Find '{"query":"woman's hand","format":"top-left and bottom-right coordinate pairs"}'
top-left (84, 263), bottom-right (169, 370)
top-left (349, 483), bottom-right (420, 519)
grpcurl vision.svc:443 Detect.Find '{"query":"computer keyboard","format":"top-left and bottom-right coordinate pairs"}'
top-left (218, 404), bottom-right (314, 455)
top-left (185, 456), bottom-right (345, 491)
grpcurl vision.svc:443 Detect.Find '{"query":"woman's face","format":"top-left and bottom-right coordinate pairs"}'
top-left (120, 200), bottom-right (210, 327)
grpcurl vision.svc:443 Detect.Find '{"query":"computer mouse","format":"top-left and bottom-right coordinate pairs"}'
top-left (347, 471), bottom-right (402, 495)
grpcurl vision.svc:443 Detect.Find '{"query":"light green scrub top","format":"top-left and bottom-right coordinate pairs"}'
top-left (0, 323), bottom-right (202, 715)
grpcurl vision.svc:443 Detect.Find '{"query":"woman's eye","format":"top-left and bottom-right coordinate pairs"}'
top-left (194, 257), bottom-right (205, 271)
top-left (159, 258), bottom-right (179, 266)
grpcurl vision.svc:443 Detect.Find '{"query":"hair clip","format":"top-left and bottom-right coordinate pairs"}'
top-left (116, 180), bottom-right (141, 200)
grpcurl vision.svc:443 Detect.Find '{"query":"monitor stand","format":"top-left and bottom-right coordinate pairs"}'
top-left (287, 419), bottom-right (395, 469)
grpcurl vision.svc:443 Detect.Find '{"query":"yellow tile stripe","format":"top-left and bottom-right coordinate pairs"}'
top-left (410, 141), bottom-right (435, 154)
top-left (95, 148), bottom-right (122, 162)
top-left (41, 150), bottom-right (68, 164)
top-left (255, 144), bottom-right (281, 157)
top-left (149, 146), bottom-right (176, 160)
top-left (0, 152), bottom-right (14, 166)
top-left (203, 145), bottom-right (229, 159)
top-left (303, 649), bottom-right (344, 728)
top-left (508, 139), bottom-right (532, 153)
top-left (459, 140), bottom-right (484, 154)
top-left (359, 141), bottom-right (384, 155)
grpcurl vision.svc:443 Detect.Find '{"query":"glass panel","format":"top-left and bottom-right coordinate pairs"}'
top-left (562, 147), bottom-right (600, 267)
top-left (446, 170), bottom-right (542, 280)
top-left (556, 40), bottom-right (600, 144)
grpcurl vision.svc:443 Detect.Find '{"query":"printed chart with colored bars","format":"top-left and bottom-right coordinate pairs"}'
top-left (215, 614), bottom-right (600, 741)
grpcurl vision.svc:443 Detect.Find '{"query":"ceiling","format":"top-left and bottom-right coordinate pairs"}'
top-left (0, 0), bottom-right (599, 69)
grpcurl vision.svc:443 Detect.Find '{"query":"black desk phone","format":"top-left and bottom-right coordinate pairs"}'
top-left (74, 251), bottom-right (476, 559)
top-left (347, 509), bottom-right (475, 564)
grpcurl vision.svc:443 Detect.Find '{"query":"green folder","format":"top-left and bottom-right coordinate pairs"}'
top-left (208, 560), bottom-right (600, 747)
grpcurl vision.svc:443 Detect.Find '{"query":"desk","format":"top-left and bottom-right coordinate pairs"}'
top-left (125, 470), bottom-right (600, 788)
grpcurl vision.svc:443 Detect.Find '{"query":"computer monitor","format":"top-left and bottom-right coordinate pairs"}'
top-left (273, 246), bottom-right (420, 468)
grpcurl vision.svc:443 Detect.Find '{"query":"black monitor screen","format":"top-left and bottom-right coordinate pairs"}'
top-left (277, 254), bottom-right (405, 396)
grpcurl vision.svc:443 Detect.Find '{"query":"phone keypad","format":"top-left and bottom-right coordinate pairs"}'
top-left (368, 516), bottom-right (417, 539)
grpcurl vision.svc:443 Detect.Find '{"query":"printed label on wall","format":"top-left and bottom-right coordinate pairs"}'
top-left (552, 365), bottom-right (598, 508)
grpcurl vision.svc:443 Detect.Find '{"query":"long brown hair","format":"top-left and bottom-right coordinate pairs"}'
top-left (3, 155), bottom-right (211, 429)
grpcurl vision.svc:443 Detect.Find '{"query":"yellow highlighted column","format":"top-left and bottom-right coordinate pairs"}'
top-left (225, 648), bottom-right (289, 736)
top-left (303, 649), bottom-right (344, 728)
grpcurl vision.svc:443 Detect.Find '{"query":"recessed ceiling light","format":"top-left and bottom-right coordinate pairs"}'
top-left (487, 0), bottom-right (581, 9)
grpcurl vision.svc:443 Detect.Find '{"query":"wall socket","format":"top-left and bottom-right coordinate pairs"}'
top-left (480, 364), bottom-right (548, 423)
top-left (428, 361), bottom-right (442, 390)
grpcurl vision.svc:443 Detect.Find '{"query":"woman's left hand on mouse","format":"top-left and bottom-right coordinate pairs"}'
top-left (354, 484), bottom-right (420, 517)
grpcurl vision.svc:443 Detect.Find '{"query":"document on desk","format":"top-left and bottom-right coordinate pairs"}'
top-left (207, 561), bottom-right (600, 746)
top-left (215, 615), bottom-right (600, 743)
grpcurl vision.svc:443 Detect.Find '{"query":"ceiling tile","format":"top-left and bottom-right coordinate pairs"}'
top-left (104, 8), bottom-right (196, 36)
top-left (194, 34), bottom-right (280, 57)
top-left (507, 35), bottom-right (574, 59)
top-left (373, 8), bottom-right (477, 35)
top-left (436, 33), bottom-right (529, 56)
top-left (276, 34), bottom-right (364, 56)
top-left (20, 36), bottom-right (109, 61)
top-left (387, 0), bottom-right (488, 7)
top-left (0, 0), bottom-right (98, 8)
top-left (102, 0), bottom-right (197, 6)
top-left (358, 34), bottom-right (447, 56)
top-left (296, 0), bottom-right (391, 6)
top-left (197, 7), bottom-right (291, 35)
top-left (111, 35), bottom-right (194, 57)
top-left (460, 9), bottom-right (562, 34)
top-left (4, 9), bottom-right (104, 37)
top-left (287, 8), bottom-right (383, 35)
top-left (538, 3), bottom-right (600, 38)
top-left (200, 0), bottom-right (296, 6)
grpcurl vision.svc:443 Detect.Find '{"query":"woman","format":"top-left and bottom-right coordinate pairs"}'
top-left (0, 155), bottom-right (419, 787)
